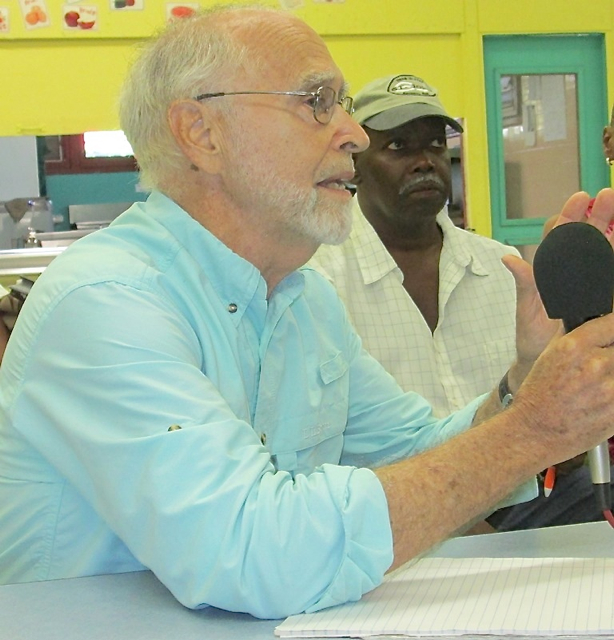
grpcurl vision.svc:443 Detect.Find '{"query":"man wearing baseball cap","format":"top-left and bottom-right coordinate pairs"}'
top-left (310, 74), bottom-right (521, 531)
top-left (312, 73), bottom-right (610, 531)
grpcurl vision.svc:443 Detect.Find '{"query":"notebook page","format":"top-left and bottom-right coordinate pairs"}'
top-left (275, 557), bottom-right (614, 638)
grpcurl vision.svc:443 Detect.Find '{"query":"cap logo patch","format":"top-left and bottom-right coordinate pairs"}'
top-left (387, 75), bottom-right (436, 97)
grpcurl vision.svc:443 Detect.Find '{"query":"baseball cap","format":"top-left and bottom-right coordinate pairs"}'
top-left (352, 74), bottom-right (463, 133)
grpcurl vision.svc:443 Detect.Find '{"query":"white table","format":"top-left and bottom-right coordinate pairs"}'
top-left (2, 521), bottom-right (614, 640)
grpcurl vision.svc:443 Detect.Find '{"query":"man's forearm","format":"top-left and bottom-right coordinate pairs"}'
top-left (375, 404), bottom-right (546, 571)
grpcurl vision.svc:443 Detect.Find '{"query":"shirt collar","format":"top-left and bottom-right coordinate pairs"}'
top-left (350, 201), bottom-right (400, 285)
top-left (352, 201), bottom-right (490, 284)
top-left (145, 191), bottom-right (305, 324)
top-left (436, 209), bottom-right (490, 277)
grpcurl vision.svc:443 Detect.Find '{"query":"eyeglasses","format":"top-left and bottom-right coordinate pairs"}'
top-left (193, 86), bottom-right (353, 125)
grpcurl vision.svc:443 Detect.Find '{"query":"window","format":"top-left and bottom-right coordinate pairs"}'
top-left (42, 132), bottom-right (137, 175)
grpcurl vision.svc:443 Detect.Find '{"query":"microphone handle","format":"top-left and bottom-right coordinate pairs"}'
top-left (587, 442), bottom-right (612, 511)
top-left (561, 316), bottom-right (611, 510)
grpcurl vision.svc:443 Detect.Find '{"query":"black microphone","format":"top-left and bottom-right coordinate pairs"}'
top-left (533, 222), bottom-right (614, 511)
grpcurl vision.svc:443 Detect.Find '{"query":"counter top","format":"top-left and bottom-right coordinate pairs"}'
top-left (2, 521), bottom-right (614, 640)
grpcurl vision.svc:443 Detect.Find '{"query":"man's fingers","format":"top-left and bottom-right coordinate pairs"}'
top-left (573, 312), bottom-right (614, 349)
top-left (587, 188), bottom-right (614, 237)
top-left (501, 254), bottom-right (532, 291)
top-left (551, 191), bottom-right (591, 227)
top-left (550, 188), bottom-right (614, 238)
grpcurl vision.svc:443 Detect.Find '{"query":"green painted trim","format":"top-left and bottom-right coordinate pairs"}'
top-left (484, 34), bottom-right (608, 247)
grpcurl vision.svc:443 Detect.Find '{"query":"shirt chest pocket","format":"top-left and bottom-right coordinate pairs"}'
top-left (266, 351), bottom-right (350, 475)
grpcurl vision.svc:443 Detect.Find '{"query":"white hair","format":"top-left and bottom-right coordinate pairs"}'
top-left (118, 4), bottom-right (275, 191)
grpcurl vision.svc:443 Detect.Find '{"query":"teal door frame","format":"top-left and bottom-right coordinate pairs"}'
top-left (484, 34), bottom-right (609, 247)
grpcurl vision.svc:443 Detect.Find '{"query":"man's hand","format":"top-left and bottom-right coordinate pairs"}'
top-left (501, 254), bottom-right (558, 371)
top-left (502, 188), bottom-right (614, 380)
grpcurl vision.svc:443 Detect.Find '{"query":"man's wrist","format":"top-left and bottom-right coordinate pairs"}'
top-left (498, 370), bottom-right (514, 409)
top-left (505, 359), bottom-right (533, 399)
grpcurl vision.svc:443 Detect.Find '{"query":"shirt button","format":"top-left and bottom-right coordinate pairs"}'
top-left (227, 303), bottom-right (238, 313)
top-left (260, 433), bottom-right (267, 445)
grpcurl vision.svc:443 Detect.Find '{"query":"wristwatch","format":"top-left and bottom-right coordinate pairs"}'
top-left (498, 371), bottom-right (514, 409)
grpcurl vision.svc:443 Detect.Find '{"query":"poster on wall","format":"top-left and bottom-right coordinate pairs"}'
top-left (62, 5), bottom-right (98, 30)
top-left (0, 7), bottom-right (9, 33)
top-left (166, 3), bottom-right (198, 20)
top-left (19, 0), bottom-right (50, 28)
top-left (110, 0), bottom-right (144, 10)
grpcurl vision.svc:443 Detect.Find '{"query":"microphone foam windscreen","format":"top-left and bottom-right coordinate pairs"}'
top-left (533, 222), bottom-right (614, 328)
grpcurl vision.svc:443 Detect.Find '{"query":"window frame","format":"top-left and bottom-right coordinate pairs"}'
top-left (43, 134), bottom-right (138, 175)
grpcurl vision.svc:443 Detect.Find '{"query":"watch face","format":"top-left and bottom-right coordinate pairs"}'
top-left (498, 372), bottom-right (513, 409)
top-left (501, 393), bottom-right (514, 409)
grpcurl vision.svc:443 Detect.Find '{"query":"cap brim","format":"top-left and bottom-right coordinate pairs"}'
top-left (362, 103), bottom-right (463, 133)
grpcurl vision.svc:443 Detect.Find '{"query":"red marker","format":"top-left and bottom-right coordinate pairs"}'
top-left (544, 466), bottom-right (556, 497)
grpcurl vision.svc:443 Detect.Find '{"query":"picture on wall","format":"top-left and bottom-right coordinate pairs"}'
top-left (501, 75), bottom-right (522, 128)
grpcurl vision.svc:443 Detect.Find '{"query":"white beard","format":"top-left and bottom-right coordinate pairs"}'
top-left (285, 184), bottom-right (353, 246)
top-left (223, 119), bottom-right (353, 246)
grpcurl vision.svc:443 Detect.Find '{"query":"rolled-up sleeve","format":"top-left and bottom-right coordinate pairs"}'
top-left (0, 206), bottom-right (521, 618)
top-left (5, 280), bottom-right (394, 619)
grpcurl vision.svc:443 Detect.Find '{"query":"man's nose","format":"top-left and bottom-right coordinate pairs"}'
top-left (336, 109), bottom-right (370, 154)
top-left (412, 150), bottom-right (436, 172)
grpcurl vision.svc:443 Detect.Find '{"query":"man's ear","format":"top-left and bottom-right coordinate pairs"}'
top-left (168, 99), bottom-right (222, 174)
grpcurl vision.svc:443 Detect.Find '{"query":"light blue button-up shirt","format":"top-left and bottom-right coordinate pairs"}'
top-left (0, 192), bottom-right (486, 618)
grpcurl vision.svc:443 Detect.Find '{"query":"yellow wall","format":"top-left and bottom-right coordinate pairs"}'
top-left (3, 0), bottom-right (614, 236)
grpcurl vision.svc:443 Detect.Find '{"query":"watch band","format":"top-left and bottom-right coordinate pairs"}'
top-left (498, 370), bottom-right (514, 409)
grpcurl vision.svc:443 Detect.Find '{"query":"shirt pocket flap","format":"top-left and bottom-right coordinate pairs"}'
top-left (319, 351), bottom-right (348, 385)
